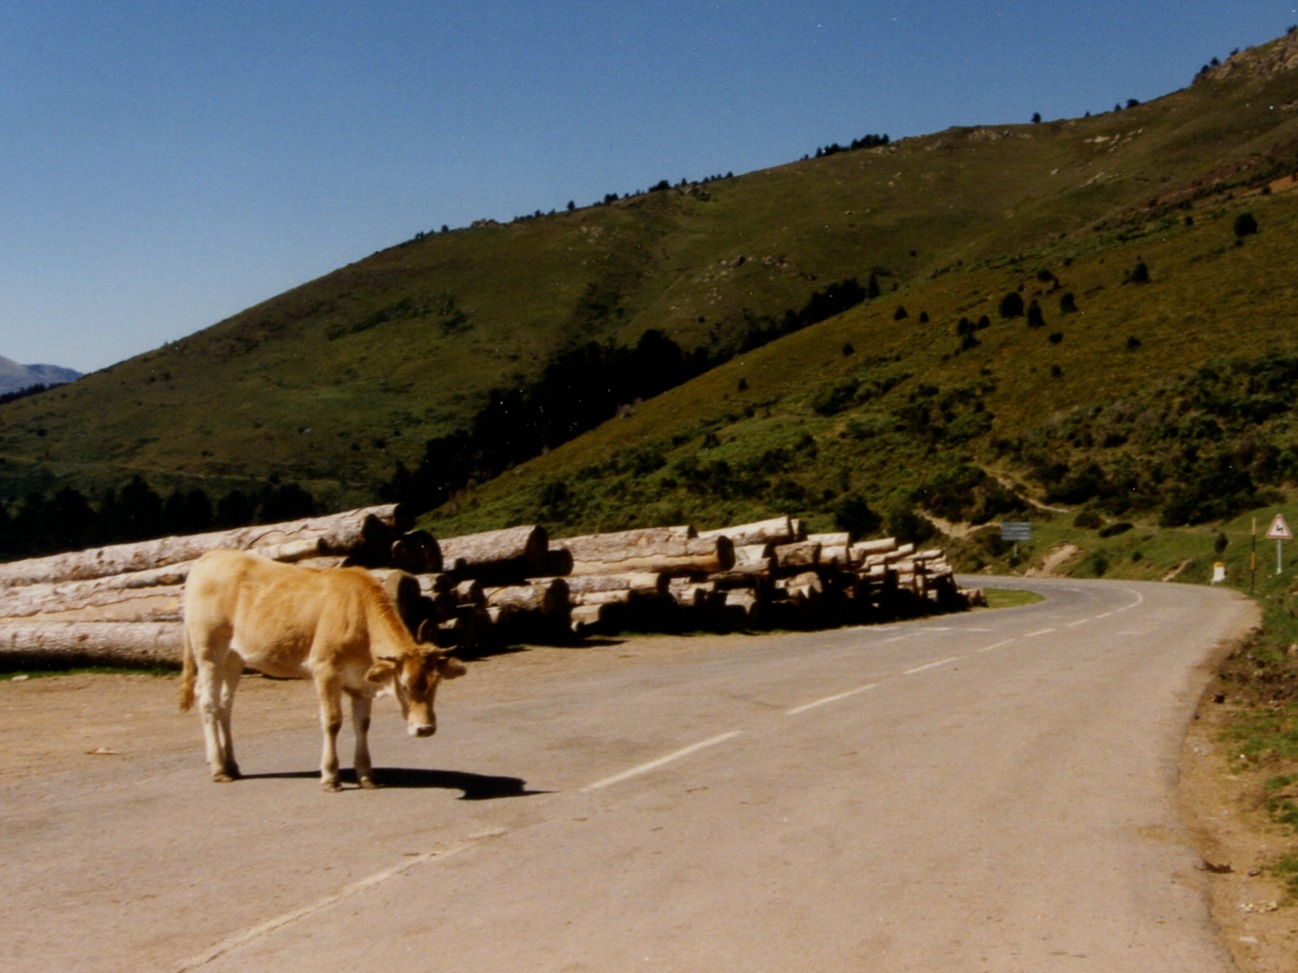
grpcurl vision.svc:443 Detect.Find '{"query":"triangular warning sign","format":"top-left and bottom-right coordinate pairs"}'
top-left (1267, 513), bottom-right (1293, 540)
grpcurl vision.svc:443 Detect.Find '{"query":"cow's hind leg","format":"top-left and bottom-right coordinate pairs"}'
top-left (213, 653), bottom-right (243, 780)
top-left (196, 649), bottom-right (239, 782)
top-left (350, 693), bottom-right (379, 789)
top-left (315, 673), bottom-right (345, 791)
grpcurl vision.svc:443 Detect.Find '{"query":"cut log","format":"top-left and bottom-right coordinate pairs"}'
top-left (452, 579), bottom-right (486, 606)
top-left (571, 589), bottom-right (634, 607)
top-left (388, 531), bottom-right (443, 574)
top-left (558, 526), bottom-right (734, 577)
top-left (0, 504), bottom-right (408, 587)
top-left (570, 603), bottom-right (608, 636)
top-left (850, 538), bottom-right (898, 565)
top-left (482, 578), bottom-right (570, 617)
top-left (723, 589), bottom-right (763, 623)
top-left (0, 621), bottom-right (181, 669)
top-left (698, 516), bottom-right (798, 547)
top-left (724, 544), bottom-right (776, 577)
top-left (669, 579), bottom-right (717, 609)
top-left (781, 570), bottom-right (825, 604)
top-left (773, 540), bottom-right (820, 572)
top-left (563, 572), bottom-right (668, 597)
top-left (438, 525), bottom-right (550, 581)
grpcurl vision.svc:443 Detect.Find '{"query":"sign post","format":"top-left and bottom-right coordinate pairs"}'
top-left (1266, 513), bottom-right (1292, 575)
top-left (1000, 521), bottom-right (1032, 557)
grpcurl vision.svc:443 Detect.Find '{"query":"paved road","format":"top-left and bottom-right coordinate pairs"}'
top-left (1, 578), bottom-right (1256, 971)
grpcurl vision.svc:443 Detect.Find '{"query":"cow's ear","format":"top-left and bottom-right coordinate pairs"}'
top-left (416, 619), bottom-right (435, 645)
top-left (438, 655), bottom-right (468, 680)
top-left (366, 658), bottom-right (399, 684)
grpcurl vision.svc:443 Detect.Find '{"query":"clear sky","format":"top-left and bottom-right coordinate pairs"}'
top-left (3, 1), bottom-right (1294, 374)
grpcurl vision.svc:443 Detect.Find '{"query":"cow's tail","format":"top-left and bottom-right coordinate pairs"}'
top-left (179, 625), bottom-right (196, 712)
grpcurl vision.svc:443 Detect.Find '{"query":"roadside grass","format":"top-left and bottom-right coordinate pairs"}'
top-left (981, 588), bottom-right (1044, 609)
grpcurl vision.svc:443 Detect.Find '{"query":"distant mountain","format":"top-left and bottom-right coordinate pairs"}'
top-left (0, 356), bottom-right (83, 395)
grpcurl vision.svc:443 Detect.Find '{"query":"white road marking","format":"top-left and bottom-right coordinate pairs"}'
top-left (176, 843), bottom-right (473, 970)
top-left (785, 683), bottom-right (878, 716)
top-left (975, 639), bottom-right (1016, 653)
top-left (1024, 628), bottom-right (1056, 638)
top-left (582, 731), bottom-right (743, 791)
top-left (1067, 618), bottom-right (1091, 627)
top-left (904, 657), bottom-right (959, 675)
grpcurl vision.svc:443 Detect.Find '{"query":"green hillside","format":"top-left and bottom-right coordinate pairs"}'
top-left (7, 30), bottom-right (1298, 557)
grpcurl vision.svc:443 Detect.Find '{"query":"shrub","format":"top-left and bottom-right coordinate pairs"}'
top-left (1126, 260), bottom-right (1150, 284)
top-left (998, 291), bottom-right (1025, 318)
top-left (1234, 212), bottom-right (1259, 238)
top-left (834, 496), bottom-right (883, 537)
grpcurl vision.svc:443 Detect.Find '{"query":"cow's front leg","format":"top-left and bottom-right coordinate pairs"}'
top-left (350, 693), bottom-right (378, 789)
top-left (315, 674), bottom-right (344, 792)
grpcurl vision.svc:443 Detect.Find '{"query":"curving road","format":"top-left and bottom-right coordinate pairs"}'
top-left (0, 578), bottom-right (1257, 971)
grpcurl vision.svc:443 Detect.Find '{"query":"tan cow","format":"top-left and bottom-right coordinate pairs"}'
top-left (179, 549), bottom-right (466, 791)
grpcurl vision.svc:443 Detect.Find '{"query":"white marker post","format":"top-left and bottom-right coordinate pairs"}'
top-left (1266, 513), bottom-right (1292, 575)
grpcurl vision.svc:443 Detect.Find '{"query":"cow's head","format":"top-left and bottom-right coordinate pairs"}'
top-left (366, 648), bottom-right (467, 737)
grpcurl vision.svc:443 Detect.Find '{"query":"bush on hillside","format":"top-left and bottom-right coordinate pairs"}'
top-left (998, 291), bottom-right (1025, 318)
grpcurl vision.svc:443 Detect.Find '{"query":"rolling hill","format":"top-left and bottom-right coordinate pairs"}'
top-left (6, 29), bottom-right (1298, 559)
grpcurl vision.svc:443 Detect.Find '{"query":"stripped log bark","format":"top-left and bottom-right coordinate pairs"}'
top-left (773, 540), bottom-right (820, 572)
top-left (725, 544), bottom-right (776, 577)
top-left (558, 526), bottom-right (734, 577)
top-left (483, 578), bottom-right (570, 617)
top-left (563, 572), bottom-right (668, 598)
top-left (698, 515), bottom-right (800, 547)
top-left (0, 621), bottom-right (180, 669)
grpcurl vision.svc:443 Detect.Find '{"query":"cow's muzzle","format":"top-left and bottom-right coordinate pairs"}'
top-left (409, 723), bottom-right (436, 738)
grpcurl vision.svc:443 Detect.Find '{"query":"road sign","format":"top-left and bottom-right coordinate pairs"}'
top-left (1267, 513), bottom-right (1292, 575)
top-left (1000, 522), bottom-right (1032, 542)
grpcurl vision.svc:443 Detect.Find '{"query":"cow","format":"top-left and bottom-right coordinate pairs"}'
top-left (178, 549), bottom-right (466, 791)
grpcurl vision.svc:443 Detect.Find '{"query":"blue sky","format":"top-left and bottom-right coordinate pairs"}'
top-left (3, 1), bottom-right (1294, 374)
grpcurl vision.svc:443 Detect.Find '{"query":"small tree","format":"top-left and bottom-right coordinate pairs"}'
top-left (998, 291), bottom-right (1025, 319)
top-left (1126, 260), bottom-right (1150, 284)
top-left (1234, 212), bottom-right (1259, 238)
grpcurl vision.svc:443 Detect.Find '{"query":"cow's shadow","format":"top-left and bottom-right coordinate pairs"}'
top-left (241, 767), bottom-right (546, 799)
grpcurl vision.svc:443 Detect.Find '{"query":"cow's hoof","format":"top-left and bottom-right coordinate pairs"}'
top-left (359, 776), bottom-right (381, 790)
top-left (213, 772), bottom-right (237, 783)
top-left (321, 778), bottom-right (343, 793)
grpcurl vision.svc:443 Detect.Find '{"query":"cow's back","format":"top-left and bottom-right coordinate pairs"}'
top-left (184, 550), bottom-right (380, 679)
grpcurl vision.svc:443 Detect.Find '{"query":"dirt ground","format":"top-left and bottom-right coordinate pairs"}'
top-left (2, 640), bottom-right (1295, 971)
top-left (1181, 694), bottom-right (1298, 971)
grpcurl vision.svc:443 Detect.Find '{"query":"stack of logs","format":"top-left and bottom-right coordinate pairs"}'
top-left (0, 505), bottom-right (979, 669)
